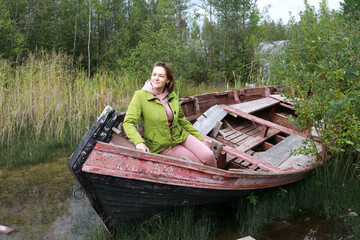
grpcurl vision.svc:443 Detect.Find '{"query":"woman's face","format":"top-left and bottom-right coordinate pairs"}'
top-left (151, 66), bottom-right (168, 93)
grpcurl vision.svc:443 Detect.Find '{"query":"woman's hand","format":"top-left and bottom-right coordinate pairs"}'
top-left (135, 142), bottom-right (150, 152)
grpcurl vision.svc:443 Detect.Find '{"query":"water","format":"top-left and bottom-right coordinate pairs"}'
top-left (258, 216), bottom-right (346, 240)
top-left (0, 157), bottom-right (102, 239)
top-left (0, 156), bottom-right (350, 240)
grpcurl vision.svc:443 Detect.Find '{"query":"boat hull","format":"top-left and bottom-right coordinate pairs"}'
top-left (68, 86), bottom-right (319, 231)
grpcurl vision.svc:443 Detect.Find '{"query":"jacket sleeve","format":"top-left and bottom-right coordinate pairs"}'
top-left (177, 103), bottom-right (204, 141)
top-left (123, 91), bottom-right (144, 146)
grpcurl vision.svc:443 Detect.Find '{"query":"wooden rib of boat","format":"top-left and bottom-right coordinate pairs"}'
top-left (68, 86), bottom-right (320, 231)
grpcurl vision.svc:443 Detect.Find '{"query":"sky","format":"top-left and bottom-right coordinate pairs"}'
top-left (257, 0), bottom-right (343, 23)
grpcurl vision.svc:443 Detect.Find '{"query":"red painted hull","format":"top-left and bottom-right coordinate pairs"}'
top-left (83, 142), bottom-right (313, 191)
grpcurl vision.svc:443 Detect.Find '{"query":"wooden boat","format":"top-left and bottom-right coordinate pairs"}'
top-left (68, 86), bottom-right (320, 231)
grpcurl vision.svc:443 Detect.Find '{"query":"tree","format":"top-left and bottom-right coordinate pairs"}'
top-left (270, 0), bottom-right (360, 161)
top-left (341, 0), bottom-right (360, 21)
top-left (0, 0), bottom-right (25, 59)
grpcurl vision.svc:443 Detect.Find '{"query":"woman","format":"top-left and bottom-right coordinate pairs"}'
top-left (123, 62), bottom-right (217, 167)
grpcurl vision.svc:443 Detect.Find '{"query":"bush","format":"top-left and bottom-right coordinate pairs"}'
top-left (269, 1), bottom-right (360, 169)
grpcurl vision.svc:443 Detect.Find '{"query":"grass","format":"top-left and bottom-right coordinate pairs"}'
top-left (84, 156), bottom-right (359, 240)
top-left (0, 51), bottom-right (253, 167)
top-left (0, 51), bottom-right (142, 167)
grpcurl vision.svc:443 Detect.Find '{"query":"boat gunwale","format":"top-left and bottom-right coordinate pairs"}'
top-left (83, 141), bottom-right (316, 177)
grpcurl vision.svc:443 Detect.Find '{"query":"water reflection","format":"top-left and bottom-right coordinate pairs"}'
top-left (0, 157), bottom-right (101, 239)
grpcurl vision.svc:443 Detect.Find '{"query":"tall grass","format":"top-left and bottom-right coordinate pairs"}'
top-left (0, 50), bottom-right (141, 167)
top-left (86, 157), bottom-right (359, 240)
top-left (85, 206), bottom-right (215, 240)
top-left (235, 156), bottom-right (360, 239)
top-left (0, 50), bottom-right (249, 167)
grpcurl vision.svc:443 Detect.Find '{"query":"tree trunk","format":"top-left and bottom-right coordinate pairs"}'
top-left (88, 0), bottom-right (91, 78)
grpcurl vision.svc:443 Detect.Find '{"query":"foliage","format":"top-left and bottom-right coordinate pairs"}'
top-left (236, 160), bottom-right (360, 239)
top-left (269, 0), bottom-right (360, 165)
top-left (341, 0), bottom-right (360, 21)
top-left (199, 0), bottom-right (262, 84)
top-left (0, 0), bottom-right (25, 59)
top-left (258, 19), bottom-right (288, 42)
top-left (0, 0), bottom-right (267, 84)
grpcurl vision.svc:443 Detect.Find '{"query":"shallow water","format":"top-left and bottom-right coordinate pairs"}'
top-left (0, 157), bottom-right (101, 239)
top-left (259, 218), bottom-right (335, 240)
top-left (0, 156), bottom-right (350, 240)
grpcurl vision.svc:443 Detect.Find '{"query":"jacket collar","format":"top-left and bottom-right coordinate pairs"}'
top-left (145, 90), bottom-right (176, 102)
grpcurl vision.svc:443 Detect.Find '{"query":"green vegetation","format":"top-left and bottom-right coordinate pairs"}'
top-left (83, 159), bottom-right (359, 239)
top-left (0, 51), bottom-right (142, 167)
top-left (0, 0), bottom-right (281, 84)
top-left (268, 1), bottom-right (360, 174)
top-left (0, 51), bottom-right (234, 168)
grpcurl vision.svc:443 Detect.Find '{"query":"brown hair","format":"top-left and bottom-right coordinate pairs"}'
top-left (152, 61), bottom-right (175, 93)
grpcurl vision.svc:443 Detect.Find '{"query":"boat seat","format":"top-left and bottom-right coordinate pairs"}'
top-left (257, 134), bottom-right (312, 169)
top-left (229, 97), bottom-right (280, 114)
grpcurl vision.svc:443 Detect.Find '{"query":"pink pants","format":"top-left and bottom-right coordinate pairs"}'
top-left (160, 134), bottom-right (217, 167)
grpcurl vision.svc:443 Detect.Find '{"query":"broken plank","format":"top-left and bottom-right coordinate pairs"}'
top-left (193, 105), bottom-right (228, 135)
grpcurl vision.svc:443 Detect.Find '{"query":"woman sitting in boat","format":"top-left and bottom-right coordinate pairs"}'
top-left (123, 61), bottom-right (217, 167)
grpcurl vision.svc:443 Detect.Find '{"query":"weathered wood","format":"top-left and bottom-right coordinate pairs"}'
top-left (257, 134), bottom-right (307, 167)
top-left (210, 121), bottom-right (223, 138)
top-left (235, 128), bottom-right (280, 152)
top-left (193, 105), bottom-right (228, 135)
top-left (110, 134), bottom-right (135, 149)
top-left (230, 97), bottom-right (280, 114)
top-left (221, 104), bottom-right (307, 138)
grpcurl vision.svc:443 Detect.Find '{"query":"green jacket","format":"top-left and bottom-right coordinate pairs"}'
top-left (123, 90), bottom-right (203, 153)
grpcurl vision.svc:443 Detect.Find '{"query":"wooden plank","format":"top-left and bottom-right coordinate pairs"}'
top-left (270, 94), bottom-right (295, 107)
top-left (220, 104), bottom-right (307, 138)
top-left (235, 128), bottom-right (280, 152)
top-left (246, 125), bottom-right (264, 136)
top-left (225, 131), bottom-right (243, 141)
top-left (230, 97), bottom-right (280, 114)
top-left (193, 105), bottom-right (228, 135)
top-left (257, 134), bottom-right (306, 167)
top-left (232, 133), bottom-right (249, 144)
top-left (235, 122), bottom-right (253, 131)
top-left (270, 94), bottom-right (287, 102)
top-left (277, 153), bottom-right (313, 170)
top-left (210, 121), bottom-right (223, 138)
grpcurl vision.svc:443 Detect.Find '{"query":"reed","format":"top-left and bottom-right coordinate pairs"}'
top-left (0, 51), bottom-right (141, 167)
top-left (234, 155), bottom-right (360, 239)
top-left (85, 206), bottom-right (215, 240)
top-left (1, 51), bottom-right (247, 167)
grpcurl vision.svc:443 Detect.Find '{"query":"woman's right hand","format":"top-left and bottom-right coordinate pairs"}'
top-left (136, 142), bottom-right (150, 152)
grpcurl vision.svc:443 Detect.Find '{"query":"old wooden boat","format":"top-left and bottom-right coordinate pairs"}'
top-left (68, 86), bottom-right (320, 231)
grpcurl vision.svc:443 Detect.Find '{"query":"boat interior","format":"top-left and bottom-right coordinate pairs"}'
top-left (109, 89), bottom-right (315, 172)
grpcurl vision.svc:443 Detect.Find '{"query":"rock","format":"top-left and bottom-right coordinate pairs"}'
top-left (349, 212), bottom-right (358, 217)
top-left (237, 237), bottom-right (256, 240)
